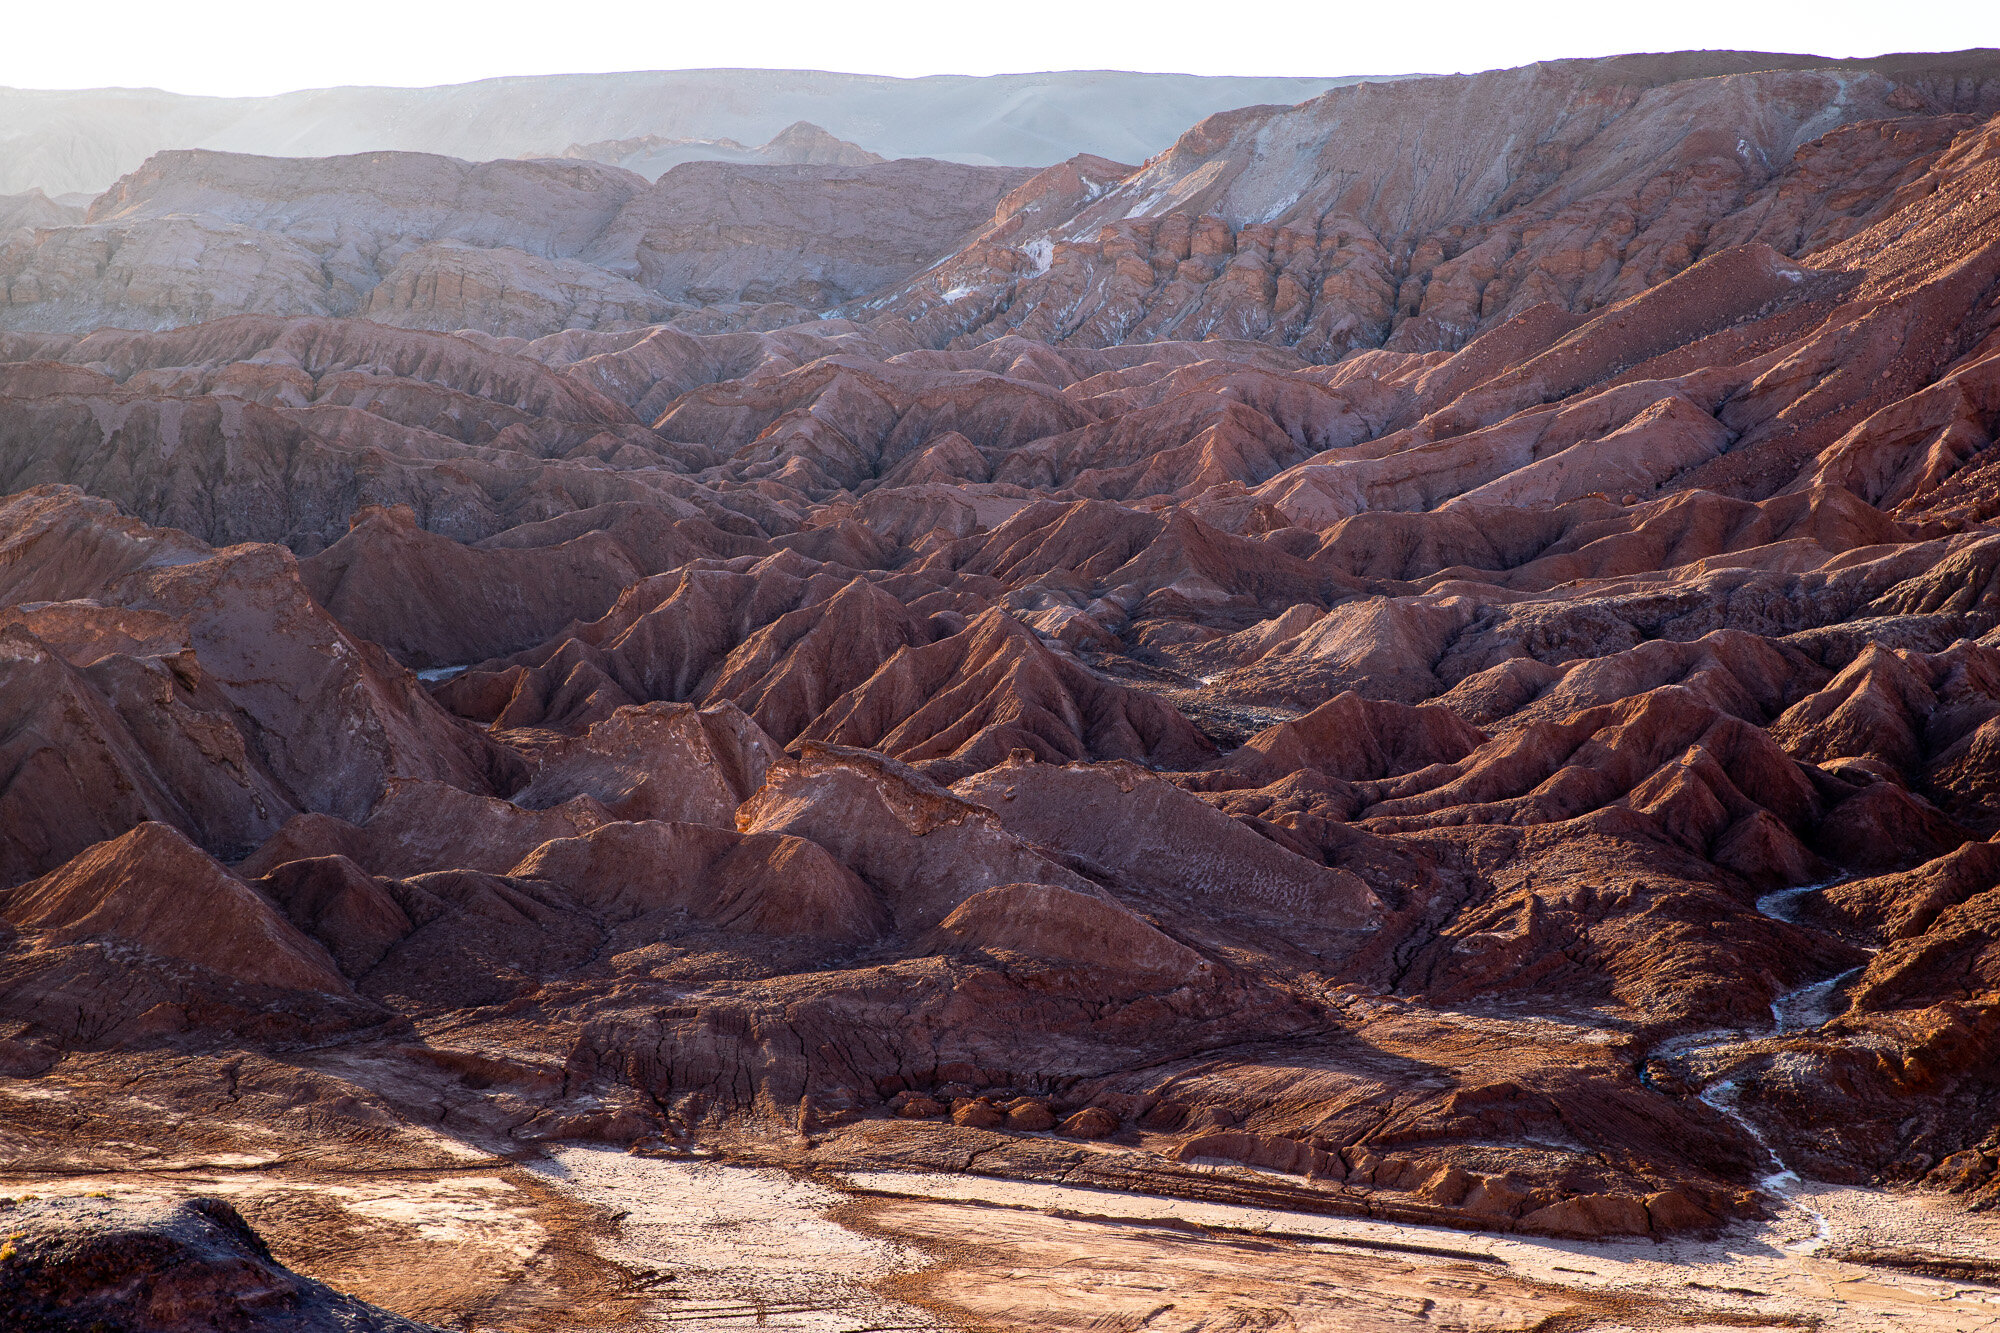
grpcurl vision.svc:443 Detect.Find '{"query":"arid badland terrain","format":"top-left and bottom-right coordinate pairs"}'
top-left (5, 46), bottom-right (2000, 1332)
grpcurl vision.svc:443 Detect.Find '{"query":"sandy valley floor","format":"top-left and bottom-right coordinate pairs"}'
top-left (6, 1140), bottom-right (1998, 1332)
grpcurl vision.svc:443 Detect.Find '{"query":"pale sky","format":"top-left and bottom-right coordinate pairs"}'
top-left (8, 0), bottom-right (1995, 96)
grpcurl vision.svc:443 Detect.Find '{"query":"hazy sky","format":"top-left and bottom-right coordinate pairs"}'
top-left (10, 0), bottom-right (1994, 96)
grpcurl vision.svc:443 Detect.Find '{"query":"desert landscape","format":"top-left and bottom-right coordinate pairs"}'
top-left (3, 37), bottom-right (2000, 1332)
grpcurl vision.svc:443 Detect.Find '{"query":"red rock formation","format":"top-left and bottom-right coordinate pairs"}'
top-left (508, 700), bottom-right (778, 824)
top-left (1209, 690), bottom-right (1488, 787)
top-left (858, 54), bottom-right (2000, 365)
top-left (954, 758), bottom-right (1377, 927)
top-left (8, 50), bottom-right (2000, 1248)
top-left (0, 487), bottom-right (505, 887)
top-left (3, 823), bottom-right (348, 994)
top-left (508, 820), bottom-right (884, 942)
top-left (737, 745), bottom-right (1100, 933)
top-left (925, 882), bottom-right (1208, 984)
top-left (800, 608), bottom-right (1217, 781)
top-left (299, 502), bottom-right (758, 668)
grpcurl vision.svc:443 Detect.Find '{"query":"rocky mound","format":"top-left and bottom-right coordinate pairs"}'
top-left (0, 1195), bottom-right (440, 1332)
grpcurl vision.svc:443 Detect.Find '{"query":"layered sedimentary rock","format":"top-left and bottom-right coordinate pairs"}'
top-left (855, 51), bottom-right (2000, 367)
top-left (579, 157), bottom-right (1035, 307)
top-left (0, 150), bottom-right (1030, 336)
top-left (5, 54), bottom-right (2000, 1301)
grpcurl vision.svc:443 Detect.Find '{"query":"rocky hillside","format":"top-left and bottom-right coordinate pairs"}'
top-left (853, 50), bottom-right (2000, 360)
top-left (0, 69), bottom-right (1361, 197)
top-left (0, 149), bottom-right (1034, 337)
top-left (4, 46), bottom-right (2000, 1330)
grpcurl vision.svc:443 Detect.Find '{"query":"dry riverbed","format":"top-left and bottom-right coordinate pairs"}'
top-left (7, 1143), bottom-right (2000, 1331)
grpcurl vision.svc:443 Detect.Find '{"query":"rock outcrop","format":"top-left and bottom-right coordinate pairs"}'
top-left (0, 1195), bottom-right (441, 1332)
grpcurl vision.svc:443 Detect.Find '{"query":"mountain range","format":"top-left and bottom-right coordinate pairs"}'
top-left (0, 67), bottom-right (1368, 197)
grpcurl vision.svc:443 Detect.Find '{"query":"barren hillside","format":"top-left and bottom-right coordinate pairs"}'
top-left (4, 47), bottom-right (2000, 1333)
